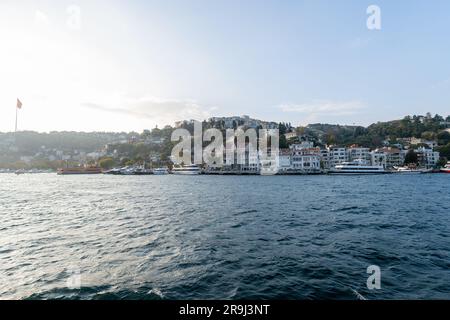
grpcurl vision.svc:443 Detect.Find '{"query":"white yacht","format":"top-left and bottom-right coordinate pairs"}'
top-left (441, 162), bottom-right (450, 174)
top-left (329, 160), bottom-right (388, 175)
top-left (393, 166), bottom-right (432, 174)
top-left (172, 165), bottom-right (201, 175)
top-left (153, 167), bottom-right (169, 175)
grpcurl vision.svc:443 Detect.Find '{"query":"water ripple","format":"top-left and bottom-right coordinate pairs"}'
top-left (0, 173), bottom-right (449, 299)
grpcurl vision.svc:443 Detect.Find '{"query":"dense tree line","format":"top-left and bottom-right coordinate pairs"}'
top-left (304, 114), bottom-right (450, 150)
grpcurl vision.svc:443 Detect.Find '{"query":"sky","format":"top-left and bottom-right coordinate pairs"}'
top-left (0, 0), bottom-right (449, 132)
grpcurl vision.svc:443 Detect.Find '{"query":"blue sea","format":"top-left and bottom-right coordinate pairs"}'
top-left (0, 173), bottom-right (449, 300)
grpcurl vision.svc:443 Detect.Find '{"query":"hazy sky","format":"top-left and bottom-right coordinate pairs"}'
top-left (1, 0), bottom-right (449, 132)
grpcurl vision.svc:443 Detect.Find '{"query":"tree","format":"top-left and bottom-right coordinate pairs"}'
top-left (437, 131), bottom-right (450, 145)
top-left (99, 157), bottom-right (115, 169)
top-left (437, 157), bottom-right (447, 168)
top-left (437, 143), bottom-right (450, 159)
top-left (404, 150), bottom-right (418, 165)
top-left (421, 131), bottom-right (435, 140)
top-left (279, 135), bottom-right (288, 149)
top-left (141, 129), bottom-right (151, 139)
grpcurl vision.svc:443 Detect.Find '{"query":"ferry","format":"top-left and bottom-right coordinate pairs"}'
top-left (57, 166), bottom-right (102, 175)
top-left (172, 165), bottom-right (201, 175)
top-left (153, 167), bottom-right (169, 175)
top-left (441, 162), bottom-right (450, 173)
top-left (329, 160), bottom-right (388, 175)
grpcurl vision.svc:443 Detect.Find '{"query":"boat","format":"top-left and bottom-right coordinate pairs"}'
top-left (103, 168), bottom-right (122, 175)
top-left (153, 167), bottom-right (169, 175)
top-left (104, 166), bottom-right (152, 175)
top-left (57, 166), bottom-right (102, 175)
top-left (120, 166), bottom-right (136, 175)
top-left (393, 166), bottom-right (433, 174)
top-left (441, 162), bottom-right (450, 173)
top-left (133, 166), bottom-right (154, 175)
top-left (172, 164), bottom-right (201, 175)
top-left (328, 160), bottom-right (389, 175)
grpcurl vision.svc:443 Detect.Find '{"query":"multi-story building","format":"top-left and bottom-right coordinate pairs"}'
top-left (320, 149), bottom-right (330, 169)
top-left (277, 149), bottom-right (292, 173)
top-left (290, 143), bottom-right (321, 173)
top-left (371, 150), bottom-right (387, 168)
top-left (329, 147), bottom-right (348, 167)
top-left (398, 137), bottom-right (438, 149)
top-left (415, 147), bottom-right (440, 168)
top-left (284, 132), bottom-right (298, 140)
top-left (347, 146), bottom-right (371, 164)
top-left (371, 147), bottom-right (405, 168)
top-left (219, 147), bottom-right (260, 174)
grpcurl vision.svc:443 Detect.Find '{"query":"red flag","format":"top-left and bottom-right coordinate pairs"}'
top-left (17, 98), bottom-right (22, 109)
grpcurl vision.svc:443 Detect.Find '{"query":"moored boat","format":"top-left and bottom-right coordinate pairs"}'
top-left (393, 166), bottom-right (433, 174)
top-left (172, 165), bottom-right (201, 175)
top-left (441, 162), bottom-right (450, 173)
top-left (133, 166), bottom-right (153, 175)
top-left (104, 168), bottom-right (122, 175)
top-left (153, 167), bottom-right (169, 175)
top-left (57, 166), bottom-right (102, 175)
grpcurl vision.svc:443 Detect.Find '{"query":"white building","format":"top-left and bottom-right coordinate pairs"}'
top-left (371, 147), bottom-right (405, 168)
top-left (290, 143), bottom-right (321, 173)
top-left (320, 149), bottom-right (330, 169)
top-left (277, 149), bottom-right (292, 173)
top-left (291, 141), bottom-right (315, 150)
top-left (415, 147), bottom-right (440, 168)
top-left (227, 147), bottom-right (260, 173)
top-left (329, 147), bottom-right (348, 167)
top-left (371, 151), bottom-right (387, 168)
top-left (347, 146), bottom-right (371, 164)
top-left (284, 132), bottom-right (298, 140)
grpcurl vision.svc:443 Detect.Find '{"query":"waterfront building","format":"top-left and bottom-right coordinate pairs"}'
top-left (238, 147), bottom-right (260, 173)
top-left (320, 149), bottom-right (330, 169)
top-left (277, 149), bottom-right (292, 173)
top-left (415, 147), bottom-right (440, 168)
top-left (290, 143), bottom-right (321, 173)
top-left (371, 147), bottom-right (404, 168)
top-left (347, 146), bottom-right (371, 164)
top-left (371, 150), bottom-right (387, 168)
top-left (329, 147), bottom-right (348, 167)
top-left (217, 147), bottom-right (260, 174)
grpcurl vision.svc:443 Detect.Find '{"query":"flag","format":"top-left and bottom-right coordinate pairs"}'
top-left (17, 98), bottom-right (22, 109)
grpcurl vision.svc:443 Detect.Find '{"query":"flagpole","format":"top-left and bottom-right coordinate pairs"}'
top-left (15, 105), bottom-right (18, 132)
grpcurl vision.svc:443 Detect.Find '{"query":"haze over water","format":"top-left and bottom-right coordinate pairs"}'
top-left (1, 174), bottom-right (449, 300)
